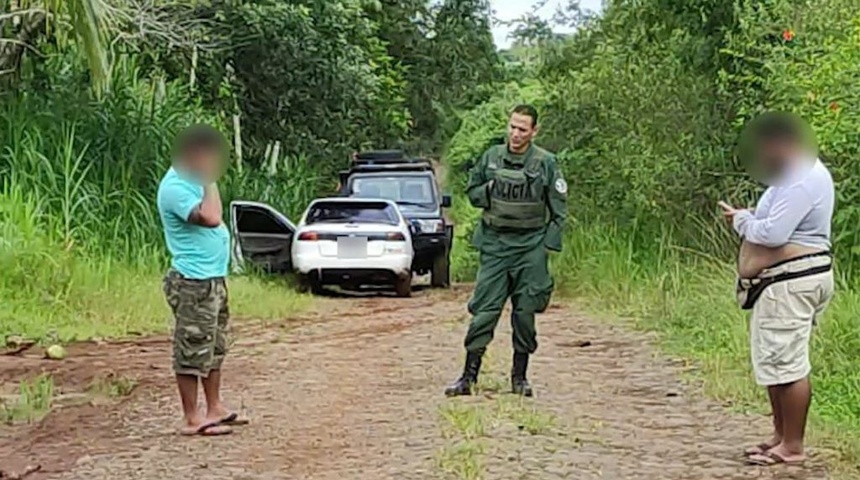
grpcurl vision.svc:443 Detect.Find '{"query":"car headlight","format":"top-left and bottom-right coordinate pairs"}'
top-left (413, 219), bottom-right (444, 233)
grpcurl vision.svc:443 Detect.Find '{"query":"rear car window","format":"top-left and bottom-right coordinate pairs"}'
top-left (306, 201), bottom-right (399, 225)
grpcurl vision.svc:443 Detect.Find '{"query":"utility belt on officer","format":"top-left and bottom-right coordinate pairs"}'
top-left (481, 219), bottom-right (546, 234)
top-left (735, 251), bottom-right (832, 310)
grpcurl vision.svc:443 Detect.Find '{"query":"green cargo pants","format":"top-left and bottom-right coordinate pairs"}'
top-left (464, 244), bottom-right (554, 354)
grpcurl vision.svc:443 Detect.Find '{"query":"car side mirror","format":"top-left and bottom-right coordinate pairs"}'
top-left (441, 194), bottom-right (452, 208)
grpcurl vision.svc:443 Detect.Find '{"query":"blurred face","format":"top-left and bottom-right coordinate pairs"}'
top-left (738, 112), bottom-right (817, 185)
top-left (755, 137), bottom-right (799, 178)
top-left (507, 112), bottom-right (538, 153)
top-left (182, 146), bottom-right (224, 182)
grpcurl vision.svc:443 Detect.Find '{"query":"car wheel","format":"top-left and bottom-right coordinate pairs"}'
top-left (431, 251), bottom-right (451, 288)
top-left (298, 274), bottom-right (322, 295)
top-left (395, 275), bottom-right (412, 298)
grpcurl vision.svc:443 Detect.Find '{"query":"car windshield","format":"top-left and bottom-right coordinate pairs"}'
top-left (351, 176), bottom-right (435, 205)
top-left (305, 200), bottom-right (399, 225)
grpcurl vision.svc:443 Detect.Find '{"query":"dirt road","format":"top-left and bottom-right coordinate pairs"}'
top-left (1, 285), bottom-right (832, 479)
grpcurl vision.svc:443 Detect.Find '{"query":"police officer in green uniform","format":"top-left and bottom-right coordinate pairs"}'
top-left (445, 104), bottom-right (568, 397)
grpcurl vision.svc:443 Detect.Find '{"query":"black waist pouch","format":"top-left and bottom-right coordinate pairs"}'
top-left (736, 252), bottom-right (832, 310)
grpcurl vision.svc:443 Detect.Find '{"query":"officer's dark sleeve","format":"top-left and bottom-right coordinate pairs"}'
top-left (466, 150), bottom-right (492, 209)
top-left (544, 157), bottom-right (568, 252)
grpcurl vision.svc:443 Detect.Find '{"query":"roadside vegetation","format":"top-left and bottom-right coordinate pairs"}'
top-left (444, 1), bottom-right (860, 476)
top-left (0, 0), bottom-right (502, 342)
top-left (3, 0), bottom-right (860, 477)
top-left (435, 345), bottom-right (559, 480)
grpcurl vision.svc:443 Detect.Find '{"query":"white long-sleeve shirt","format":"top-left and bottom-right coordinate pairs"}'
top-left (732, 158), bottom-right (834, 249)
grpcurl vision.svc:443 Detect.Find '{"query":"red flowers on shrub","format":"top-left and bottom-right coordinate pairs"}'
top-left (782, 29), bottom-right (795, 42)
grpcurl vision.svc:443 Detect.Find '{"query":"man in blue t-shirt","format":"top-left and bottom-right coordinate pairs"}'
top-left (157, 124), bottom-right (247, 436)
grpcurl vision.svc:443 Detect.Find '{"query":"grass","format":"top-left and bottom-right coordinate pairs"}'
top-left (0, 167), bottom-right (311, 344)
top-left (0, 374), bottom-right (55, 424)
top-left (87, 372), bottom-right (140, 399)
top-left (435, 440), bottom-right (485, 480)
top-left (0, 241), bottom-right (311, 343)
top-left (505, 400), bottom-right (556, 436)
top-left (0, 66), bottom-right (318, 345)
top-left (435, 347), bottom-right (561, 479)
top-left (436, 400), bottom-right (489, 480)
top-left (1, 262), bottom-right (310, 343)
top-left (548, 220), bottom-right (860, 478)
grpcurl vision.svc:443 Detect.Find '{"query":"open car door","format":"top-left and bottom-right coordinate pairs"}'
top-left (230, 201), bottom-right (296, 274)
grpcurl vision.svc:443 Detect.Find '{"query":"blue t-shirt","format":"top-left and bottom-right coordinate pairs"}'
top-left (157, 166), bottom-right (230, 279)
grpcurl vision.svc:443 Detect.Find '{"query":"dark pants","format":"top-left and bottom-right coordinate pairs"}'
top-left (464, 244), bottom-right (554, 354)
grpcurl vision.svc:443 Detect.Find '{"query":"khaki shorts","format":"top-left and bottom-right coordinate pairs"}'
top-left (162, 269), bottom-right (231, 377)
top-left (750, 255), bottom-right (834, 387)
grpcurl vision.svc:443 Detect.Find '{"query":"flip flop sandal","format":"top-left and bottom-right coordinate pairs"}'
top-left (744, 443), bottom-right (774, 456)
top-left (181, 421), bottom-right (233, 436)
top-left (220, 412), bottom-right (250, 426)
top-left (746, 451), bottom-right (805, 466)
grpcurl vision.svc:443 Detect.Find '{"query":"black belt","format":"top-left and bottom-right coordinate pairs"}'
top-left (736, 251), bottom-right (832, 310)
top-left (166, 268), bottom-right (226, 284)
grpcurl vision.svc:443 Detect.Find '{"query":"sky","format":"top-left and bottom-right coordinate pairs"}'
top-left (489, 0), bottom-right (604, 49)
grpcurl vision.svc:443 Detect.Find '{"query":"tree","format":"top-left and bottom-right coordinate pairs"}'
top-left (2, 0), bottom-right (111, 92)
top-left (418, 0), bottom-right (501, 145)
top-left (184, 0), bottom-right (410, 167)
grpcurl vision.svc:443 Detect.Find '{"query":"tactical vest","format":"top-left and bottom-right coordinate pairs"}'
top-left (482, 146), bottom-right (548, 230)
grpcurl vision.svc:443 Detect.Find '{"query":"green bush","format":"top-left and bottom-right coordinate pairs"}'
top-left (0, 52), bottom-right (315, 341)
top-left (720, 0), bottom-right (860, 273)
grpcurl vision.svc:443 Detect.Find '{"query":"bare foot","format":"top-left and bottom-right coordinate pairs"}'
top-left (206, 404), bottom-right (249, 426)
top-left (743, 437), bottom-right (781, 456)
top-left (746, 444), bottom-right (805, 466)
top-left (179, 418), bottom-right (233, 436)
top-left (206, 403), bottom-right (229, 420)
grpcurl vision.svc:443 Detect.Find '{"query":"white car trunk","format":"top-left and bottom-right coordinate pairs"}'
top-left (304, 223), bottom-right (399, 258)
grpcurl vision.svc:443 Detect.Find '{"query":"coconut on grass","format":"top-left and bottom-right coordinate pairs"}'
top-left (45, 344), bottom-right (67, 360)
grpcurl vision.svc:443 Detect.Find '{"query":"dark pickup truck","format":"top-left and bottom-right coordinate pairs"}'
top-left (337, 150), bottom-right (453, 288)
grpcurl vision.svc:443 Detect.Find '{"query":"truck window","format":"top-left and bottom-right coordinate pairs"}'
top-left (352, 176), bottom-right (435, 205)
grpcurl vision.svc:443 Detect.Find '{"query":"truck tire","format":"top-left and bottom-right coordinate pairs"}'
top-left (395, 275), bottom-right (412, 297)
top-left (431, 251), bottom-right (451, 288)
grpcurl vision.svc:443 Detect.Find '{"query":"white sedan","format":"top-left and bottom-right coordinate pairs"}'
top-left (229, 197), bottom-right (415, 296)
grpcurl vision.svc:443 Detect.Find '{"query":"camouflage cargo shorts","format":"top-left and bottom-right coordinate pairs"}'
top-left (162, 269), bottom-right (231, 377)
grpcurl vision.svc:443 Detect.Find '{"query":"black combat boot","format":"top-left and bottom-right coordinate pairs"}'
top-left (511, 352), bottom-right (533, 397)
top-left (444, 349), bottom-right (485, 397)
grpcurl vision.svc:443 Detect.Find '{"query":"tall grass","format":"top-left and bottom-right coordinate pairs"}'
top-left (0, 55), bottom-right (317, 342)
top-left (1, 54), bottom-right (206, 263)
top-left (549, 220), bottom-right (860, 473)
top-left (0, 172), bottom-right (312, 342)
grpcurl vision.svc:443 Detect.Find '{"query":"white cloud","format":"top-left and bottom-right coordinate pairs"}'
top-left (490, 0), bottom-right (603, 49)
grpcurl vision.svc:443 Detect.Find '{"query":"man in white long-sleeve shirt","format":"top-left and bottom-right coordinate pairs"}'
top-left (721, 112), bottom-right (834, 467)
